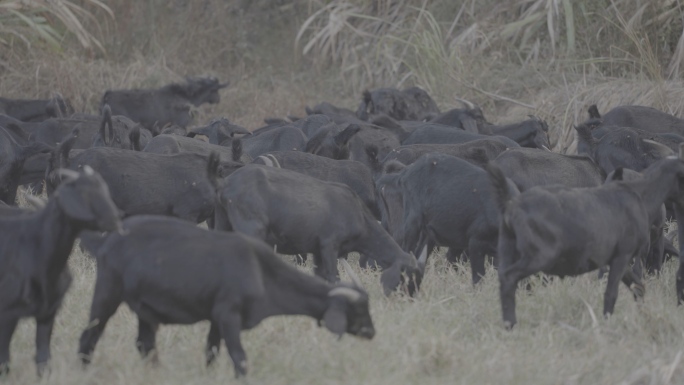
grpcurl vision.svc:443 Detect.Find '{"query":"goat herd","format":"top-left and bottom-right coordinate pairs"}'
top-left (1, 78), bottom-right (684, 378)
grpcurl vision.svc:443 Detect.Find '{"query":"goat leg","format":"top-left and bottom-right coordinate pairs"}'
top-left (35, 315), bottom-right (56, 377)
top-left (218, 312), bottom-right (248, 378)
top-left (0, 318), bottom-right (18, 376)
top-left (604, 256), bottom-right (629, 317)
top-left (205, 321), bottom-right (221, 366)
top-left (136, 318), bottom-right (159, 364)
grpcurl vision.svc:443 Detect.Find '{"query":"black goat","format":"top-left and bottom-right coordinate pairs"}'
top-left (396, 154), bottom-right (506, 284)
top-left (252, 151), bottom-right (378, 218)
top-left (402, 123), bottom-right (520, 148)
top-left (47, 133), bottom-right (241, 223)
top-left (428, 99), bottom-right (489, 134)
top-left (486, 151), bottom-right (684, 328)
top-left (356, 87), bottom-right (439, 121)
top-left (303, 123), bottom-right (361, 160)
top-left (102, 77), bottom-right (229, 129)
top-left (588, 104), bottom-right (684, 136)
top-left (0, 166), bottom-right (122, 376)
top-left (144, 134), bottom-right (251, 163)
top-left (491, 148), bottom-right (605, 191)
top-left (224, 125), bottom-right (307, 158)
top-left (77, 215), bottom-right (374, 377)
top-left (575, 123), bottom-right (674, 174)
top-left (0, 94), bottom-right (73, 122)
top-left (211, 164), bottom-right (424, 296)
top-left (374, 139), bottom-right (509, 172)
top-left (187, 117), bottom-right (251, 144)
top-left (487, 116), bottom-right (550, 149)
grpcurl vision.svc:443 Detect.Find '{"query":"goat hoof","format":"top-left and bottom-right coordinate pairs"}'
top-left (205, 348), bottom-right (219, 367)
top-left (0, 362), bottom-right (9, 377)
top-left (503, 320), bottom-right (515, 330)
top-left (36, 362), bottom-right (50, 378)
top-left (78, 353), bottom-right (92, 366)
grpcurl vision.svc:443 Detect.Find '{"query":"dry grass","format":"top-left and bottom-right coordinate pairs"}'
top-left (5, 247), bottom-right (684, 385)
top-left (4, 1), bottom-right (684, 384)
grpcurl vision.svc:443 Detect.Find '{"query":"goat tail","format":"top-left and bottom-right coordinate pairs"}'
top-left (231, 138), bottom-right (242, 162)
top-left (484, 162), bottom-right (518, 214)
top-left (100, 104), bottom-right (113, 145)
top-left (207, 151), bottom-right (221, 190)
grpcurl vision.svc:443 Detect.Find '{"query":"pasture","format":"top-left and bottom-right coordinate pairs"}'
top-left (4, 1), bottom-right (684, 384)
top-left (3, 240), bottom-right (683, 385)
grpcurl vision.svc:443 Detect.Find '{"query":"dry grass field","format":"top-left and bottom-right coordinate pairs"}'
top-left (3, 0), bottom-right (684, 384)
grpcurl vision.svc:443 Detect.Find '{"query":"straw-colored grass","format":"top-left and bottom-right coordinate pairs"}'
top-left (4, 244), bottom-right (684, 384)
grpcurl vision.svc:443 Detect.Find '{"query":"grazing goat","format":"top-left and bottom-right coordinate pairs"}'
top-left (102, 77), bottom-right (229, 129)
top-left (486, 150), bottom-right (684, 328)
top-left (0, 166), bottom-right (122, 376)
top-left (77, 215), bottom-right (374, 378)
top-left (396, 154), bottom-right (506, 284)
top-left (0, 94), bottom-right (73, 122)
top-left (212, 164), bottom-right (425, 296)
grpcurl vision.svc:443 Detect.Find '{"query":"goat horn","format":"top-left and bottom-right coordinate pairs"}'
top-left (328, 286), bottom-right (361, 302)
top-left (25, 195), bottom-right (46, 209)
top-left (266, 154), bottom-right (281, 168)
top-left (542, 145), bottom-right (551, 152)
top-left (257, 155), bottom-right (273, 167)
top-left (454, 97), bottom-right (476, 110)
top-left (83, 165), bottom-right (95, 176)
top-left (56, 168), bottom-right (80, 182)
top-left (340, 258), bottom-right (363, 288)
top-left (417, 245), bottom-right (428, 271)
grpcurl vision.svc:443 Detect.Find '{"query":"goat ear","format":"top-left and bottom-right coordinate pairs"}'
top-left (304, 129), bottom-right (329, 154)
top-left (323, 298), bottom-right (348, 337)
top-left (334, 124), bottom-right (361, 146)
top-left (461, 116), bottom-right (479, 133)
top-left (57, 183), bottom-right (96, 222)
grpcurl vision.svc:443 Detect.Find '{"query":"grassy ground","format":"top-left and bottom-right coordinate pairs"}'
top-left (5, 247), bottom-right (684, 385)
top-left (4, 1), bottom-right (684, 384)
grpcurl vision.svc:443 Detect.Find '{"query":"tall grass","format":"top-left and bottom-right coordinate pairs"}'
top-left (0, 0), bottom-right (112, 52)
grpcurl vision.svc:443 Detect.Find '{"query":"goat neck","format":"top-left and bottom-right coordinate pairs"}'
top-left (355, 216), bottom-right (411, 269)
top-left (621, 159), bottom-right (684, 221)
top-left (258, 255), bottom-right (334, 321)
top-left (21, 198), bottom-right (82, 274)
